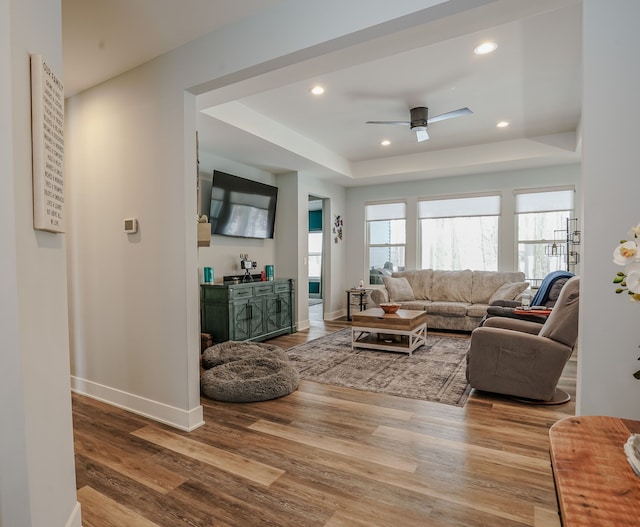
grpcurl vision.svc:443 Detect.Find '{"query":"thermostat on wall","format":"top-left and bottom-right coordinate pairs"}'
top-left (124, 218), bottom-right (138, 234)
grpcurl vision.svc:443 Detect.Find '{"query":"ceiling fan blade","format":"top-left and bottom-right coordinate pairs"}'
top-left (427, 107), bottom-right (472, 124)
top-left (365, 120), bottom-right (410, 126)
top-left (415, 127), bottom-right (429, 142)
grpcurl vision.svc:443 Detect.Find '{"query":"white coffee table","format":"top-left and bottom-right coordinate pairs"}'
top-left (351, 308), bottom-right (427, 355)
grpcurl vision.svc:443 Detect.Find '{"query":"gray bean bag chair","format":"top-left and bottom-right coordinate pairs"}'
top-left (201, 340), bottom-right (288, 370)
top-left (201, 357), bottom-right (299, 403)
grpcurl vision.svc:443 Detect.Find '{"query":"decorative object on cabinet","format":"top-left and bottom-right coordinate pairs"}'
top-left (240, 254), bottom-right (257, 282)
top-left (200, 279), bottom-right (295, 344)
top-left (265, 264), bottom-right (275, 281)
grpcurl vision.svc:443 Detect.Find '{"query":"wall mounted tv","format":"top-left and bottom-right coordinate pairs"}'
top-left (209, 170), bottom-right (278, 239)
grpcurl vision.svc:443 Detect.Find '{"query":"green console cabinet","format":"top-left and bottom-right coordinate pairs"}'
top-left (200, 279), bottom-right (296, 344)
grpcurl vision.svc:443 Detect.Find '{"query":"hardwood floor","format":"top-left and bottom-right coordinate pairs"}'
top-left (73, 318), bottom-right (575, 527)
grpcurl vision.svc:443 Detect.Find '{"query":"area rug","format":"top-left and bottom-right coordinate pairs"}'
top-left (286, 328), bottom-right (471, 406)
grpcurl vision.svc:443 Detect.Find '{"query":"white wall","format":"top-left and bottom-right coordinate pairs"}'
top-left (578, 0), bottom-right (640, 419)
top-left (274, 173), bottom-right (302, 324)
top-left (1, 0), bottom-right (80, 525)
top-left (345, 164), bottom-right (581, 289)
top-left (66, 69), bottom-right (204, 430)
top-left (293, 172), bottom-right (347, 325)
top-left (197, 152), bottom-right (277, 283)
top-left (65, 1), bottom-right (454, 426)
top-left (272, 170), bottom-right (349, 328)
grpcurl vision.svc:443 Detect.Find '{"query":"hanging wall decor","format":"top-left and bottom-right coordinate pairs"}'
top-left (333, 215), bottom-right (343, 243)
top-left (31, 54), bottom-right (65, 233)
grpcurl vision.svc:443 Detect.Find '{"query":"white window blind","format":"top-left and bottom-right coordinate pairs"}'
top-left (515, 189), bottom-right (574, 214)
top-left (366, 202), bottom-right (406, 221)
top-left (418, 195), bottom-right (501, 219)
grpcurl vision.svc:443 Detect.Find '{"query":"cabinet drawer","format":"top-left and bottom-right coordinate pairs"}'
top-left (228, 287), bottom-right (254, 299)
top-left (254, 283), bottom-right (275, 296)
top-left (274, 281), bottom-right (291, 294)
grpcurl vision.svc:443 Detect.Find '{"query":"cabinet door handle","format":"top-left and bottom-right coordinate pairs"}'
top-left (277, 298), bottom-right (281, 313)
top-left (248, 304), bottom-right (252, 320)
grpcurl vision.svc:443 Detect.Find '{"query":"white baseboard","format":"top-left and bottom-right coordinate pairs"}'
top-left (66, 501), bottom-right (82, 527)
top-left (71, 376), bottom-right (204, 432)
top-left (297, 319), bottom-right (310, 331)
top-left (324, 308), bottom-right (346, 320)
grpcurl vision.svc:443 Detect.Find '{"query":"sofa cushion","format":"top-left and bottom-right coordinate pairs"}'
top-left (397, 300), bottom-right (429, 311)
top-left (471, 271), bottom-right (526, 304)
top-left (425, 302), bottom-right (468, 317)
top-left (488, 281), bottom-right (530, 304)
top-left (466, 303), bottom-right (490, 318)
top-left (392, 269), bottom-right (432, 300)
top-left (382, 276), bottom-right (416, 302)
top-left (431, 270), bottom-right (473, 302)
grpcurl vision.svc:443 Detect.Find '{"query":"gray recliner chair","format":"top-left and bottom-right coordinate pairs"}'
top-left (480, 271), bottom-right (574, 326)
top-left (466, 276), bottom-right (579, 403)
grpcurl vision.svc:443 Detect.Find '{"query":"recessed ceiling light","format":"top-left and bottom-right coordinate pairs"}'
top-left (474, 41), bottom-right (498, 55)
top-left (496, 121), bottom-right (509, 128)
top-left (310, 85), bottom-right (325, 95)
top-left (381, 140), bottom-right (391, 146)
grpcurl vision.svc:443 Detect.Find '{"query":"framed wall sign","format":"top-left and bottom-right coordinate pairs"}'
top-left (30, 54), bottom-right (65, 233)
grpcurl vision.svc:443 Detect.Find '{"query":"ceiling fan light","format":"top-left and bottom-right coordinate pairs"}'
top-left (414, 126), bottom-right (429, 142)
top-left (474, 41), bottom-right (497, 55)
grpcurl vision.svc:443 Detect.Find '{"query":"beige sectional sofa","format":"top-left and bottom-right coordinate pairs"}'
top-left (369, 269), bottom-right (528, 332)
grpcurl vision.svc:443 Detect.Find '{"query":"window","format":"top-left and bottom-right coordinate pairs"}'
top-left (308, 232), bottom-right (323, 278)
top-left (515, 188), bottom-right (574, 285)
top-left (366, 202), bottom-right (406, 285)
top-left (418, 194), bottom-right (500, 271)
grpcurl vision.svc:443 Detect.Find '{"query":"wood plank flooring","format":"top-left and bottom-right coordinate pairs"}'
top-left (73, 318), bottom-right (575, 527)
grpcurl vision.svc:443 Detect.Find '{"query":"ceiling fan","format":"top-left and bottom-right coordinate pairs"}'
top-left (366, 106), bottom-right (472, 142)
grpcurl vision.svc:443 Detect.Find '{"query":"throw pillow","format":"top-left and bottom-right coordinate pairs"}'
top-left (489, 281), bottom-right (530, 304)
top-left (382, 276), bottom-right (416, 302)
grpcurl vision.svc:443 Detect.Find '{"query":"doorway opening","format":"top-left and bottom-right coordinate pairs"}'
top-left (308, 196), bottom-right (324, 322)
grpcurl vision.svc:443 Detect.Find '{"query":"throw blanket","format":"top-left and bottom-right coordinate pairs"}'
top-left (531, 271), bottom-right (575, 306)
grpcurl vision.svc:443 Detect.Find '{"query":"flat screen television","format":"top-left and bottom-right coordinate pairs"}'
top-left (209, 170), bottom-right (278, 239)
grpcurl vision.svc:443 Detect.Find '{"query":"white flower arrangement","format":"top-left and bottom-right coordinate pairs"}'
top-left (613, 222), bottom-right (640, 302)
top-left (613, 223), bottom-right (640, 379)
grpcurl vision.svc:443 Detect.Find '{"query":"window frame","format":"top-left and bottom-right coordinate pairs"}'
top-left (514, 186), bottom-right (575, 286)
top-left (417, 192), bottom-right (501, 271)
top-left (365, 200), bottom-right (407, 286)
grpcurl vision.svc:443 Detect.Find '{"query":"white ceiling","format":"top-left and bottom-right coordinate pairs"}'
top-left (62, 0), bottom-right (583, 187)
